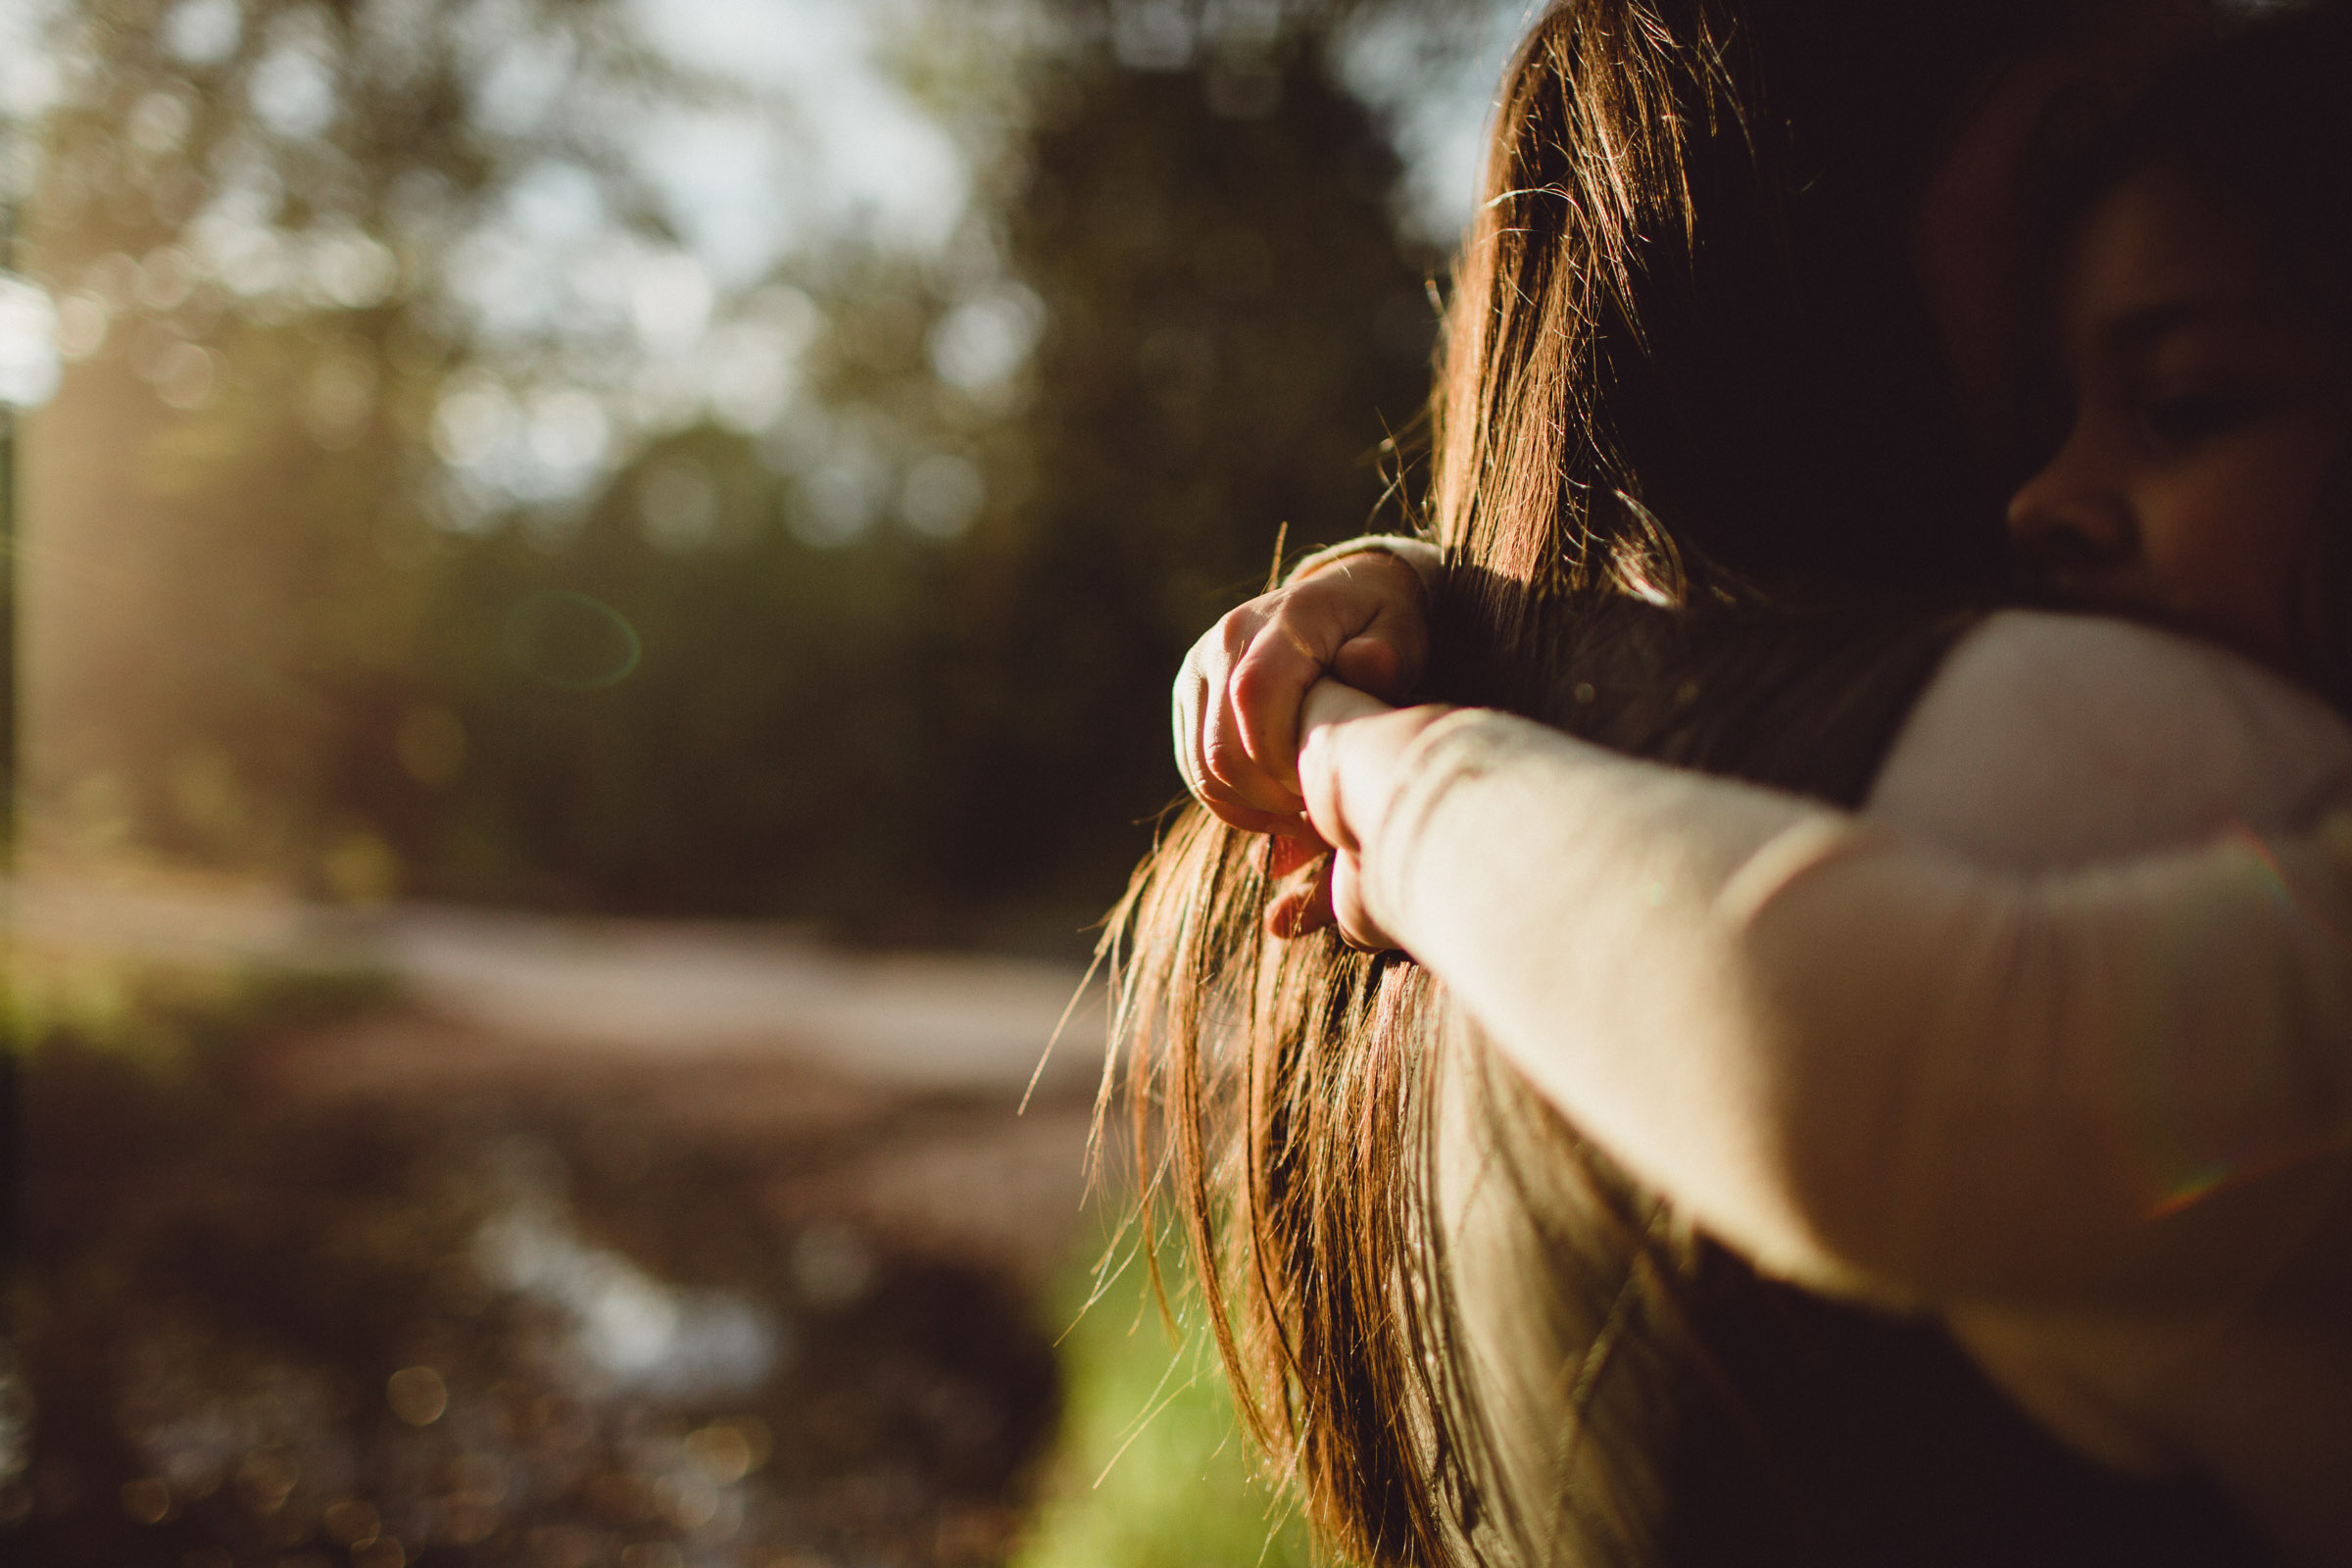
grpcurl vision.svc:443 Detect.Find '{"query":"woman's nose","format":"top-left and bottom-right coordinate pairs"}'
top-left (2005, 439), bottom-right (2136, 578)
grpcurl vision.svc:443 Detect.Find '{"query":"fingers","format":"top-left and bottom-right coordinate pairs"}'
top-left (1330, 634), bottom-right (1401, 697)
top-left (1225, 621), bottom-right (1327, 795)
top-left (1205, 798), bottom-right (1310, 837)
top-left (1266, 830), bottom-right (1328, 877)
top-left (1227, 571), bottom-right (1419, 776)
top-left (1172, 644), bottom-right (1213, 798)
top-left (1212, 605), bottom-right (1316, 814)
top-left (1260, 747), bottom-right (1390, 952)
top-left (1250, 693), bottom-right (1403, 952)
top-left (1325, 849), bottom-right (1396, 952)
top-left (1262, 846), bottom-right (1392, 951)
top-left (1220, 564), bottom-right (1428, 794)
top-left (1175, 549), bottom-right (1431, 835)
top-left (1328, 579), bottom-right (1430, 703)
top-left (1264, 857), bottom-right (1336, 937)
top-left (1177, 618), bottom-right (1304, 827)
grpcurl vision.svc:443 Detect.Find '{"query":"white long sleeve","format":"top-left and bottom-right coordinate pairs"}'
top-left (1360, 612), bottom-right (2352, 1306)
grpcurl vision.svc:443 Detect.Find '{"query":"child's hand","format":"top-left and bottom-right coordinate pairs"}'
top-left (1271, 682), bottom-right (1454, 950)
top-left (1172, 550), bottom-right (1429, 836)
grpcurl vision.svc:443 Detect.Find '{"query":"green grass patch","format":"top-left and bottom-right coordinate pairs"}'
top-left (1016, 1220), bottom-right (1316, 1568)
top-left (9, 946), bottom-right (400, 1080)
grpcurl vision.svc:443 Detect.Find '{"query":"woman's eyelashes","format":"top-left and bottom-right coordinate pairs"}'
top-left (2124, 316), bottom-right (2325, 452)
top-left (2139, 382), bottom-right (2261, 449)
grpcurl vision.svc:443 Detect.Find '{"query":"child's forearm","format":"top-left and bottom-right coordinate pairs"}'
top-left (1361, 706), bottom-right (2352, 1306)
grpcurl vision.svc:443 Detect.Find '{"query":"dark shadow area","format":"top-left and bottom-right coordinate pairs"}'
top-left (14, 974), bottom-right (1068, 1567)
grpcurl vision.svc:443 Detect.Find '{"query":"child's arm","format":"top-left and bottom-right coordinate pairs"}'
top-left (1301, 615), bottom-right (2352, 1307)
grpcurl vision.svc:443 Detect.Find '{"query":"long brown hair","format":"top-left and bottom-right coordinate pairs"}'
top-left (1099, 2), bottom-right (2093, 1564)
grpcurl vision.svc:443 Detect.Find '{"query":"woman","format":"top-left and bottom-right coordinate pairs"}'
top-left (1134, 1), bottom-right (2340, 1564)
top-left (1161, 4), bottom-right (2352, 1564)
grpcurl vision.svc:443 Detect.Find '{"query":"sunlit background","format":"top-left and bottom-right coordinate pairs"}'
top-left (0, 0), bottom-right (1523, 1562)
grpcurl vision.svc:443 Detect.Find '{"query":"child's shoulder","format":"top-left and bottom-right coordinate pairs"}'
top-left (1866, 609), bottom-right (2352, 870)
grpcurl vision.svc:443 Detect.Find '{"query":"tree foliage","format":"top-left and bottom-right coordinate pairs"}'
top-left (23, 0), bottom-right (1449, 951)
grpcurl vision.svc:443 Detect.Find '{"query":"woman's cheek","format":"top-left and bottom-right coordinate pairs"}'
top-left (2153, 440), bottom-right (2331, 656)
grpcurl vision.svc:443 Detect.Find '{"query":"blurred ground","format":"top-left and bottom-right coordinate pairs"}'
top-left (8, 876), bottom-right (1166, 1568)
top-left (15, 879), bottom-right (1106, 1098)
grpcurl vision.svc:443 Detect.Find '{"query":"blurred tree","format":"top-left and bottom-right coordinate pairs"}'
top-left (396, 33), bottom-right (1438, 947)
top-left (20, 0), bottom-right (782, 888)
top-left (18, 0), bottom-right (1452, 951)
top-left (900, 37), bottom-right (1439, 935)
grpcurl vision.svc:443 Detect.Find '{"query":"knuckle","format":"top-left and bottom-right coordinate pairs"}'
top-left (1228, 651), bottom-right (1305, 710)
top-left (1201, 730), bottom-right (1256, 786)
top-left (1203, 745), bottom-right (1297, 816)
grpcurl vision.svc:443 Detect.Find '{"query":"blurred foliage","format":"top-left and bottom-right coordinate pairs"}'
top-left (21, 0), bottom-right (1446, 952)
top-left (392, 47), bottom-right (1436, 946)
top-left (1013, 1230), bottom-right (1312, 1568)
top-left (903, 47), bottom-right (1438, 929)
top-left (10, 942), bottom-right (400, 1080)
top-left (9, 14), bottom-right (1488, 1563)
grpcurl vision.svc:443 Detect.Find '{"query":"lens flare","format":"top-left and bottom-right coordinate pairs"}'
top-left (2129, 824), bottom-right (2352, 1215)
top-left (504, 590), bottom-right (642, 691)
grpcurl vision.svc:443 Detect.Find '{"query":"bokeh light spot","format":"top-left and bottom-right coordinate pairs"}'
top-left (353, 1536), bottom-right (407, 1568)
top-left (683, 1419), bottom-right (758, 1483)
top-left (638, 456), bottom-right (718, 551)
top-left (926, 283), bottom-right (1044, 394)
top-left (386, 1365), bottom-right (447, 1427)
top-left (505, 591), bottom-right (643, 691)
top-left (323, 830), bottom-right (401, 906)
top-left (54, 291), bottom-right (108, 360)
top-left (900, 452), bottom-right (984, 541)
top-left (237, 1446), bottom-right (300, 1512)
top-left (150, 341), bottom-right (219, 411)
top-left (121, 1475), bottom-right (172, 1524)
top-left (162, 0), bottom-right (243, 66)
top-left (323, 1497), bottom-right (382, 1546)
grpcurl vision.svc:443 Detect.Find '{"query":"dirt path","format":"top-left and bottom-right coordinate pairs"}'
top-left (14, 877), bottom-right (1107, 1094)
top-left (11, 878), bottom-right (1125, 1567)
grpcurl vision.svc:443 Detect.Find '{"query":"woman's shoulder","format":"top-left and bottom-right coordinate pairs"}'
top-left (1866, 610), bottom-right (2352, 871)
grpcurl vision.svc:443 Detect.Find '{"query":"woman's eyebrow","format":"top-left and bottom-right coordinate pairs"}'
top-left (2095, 296), bottom-right (2252, 356)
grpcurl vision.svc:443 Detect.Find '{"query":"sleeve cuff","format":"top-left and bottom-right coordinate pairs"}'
top-left (1286, 534), bottom-right (1445, 608)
